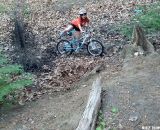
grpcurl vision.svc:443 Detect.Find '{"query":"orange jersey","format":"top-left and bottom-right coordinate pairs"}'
top-left (71, 17), bottom-right (89, 28)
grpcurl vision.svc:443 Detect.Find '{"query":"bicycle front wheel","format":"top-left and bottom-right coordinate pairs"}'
top-left (87, 40), bottom-right (104, 56)
top-left (56, 40), bottom-right (73, 55)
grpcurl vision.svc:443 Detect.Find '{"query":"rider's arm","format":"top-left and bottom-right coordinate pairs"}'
top-left (85, 21), bottom-right (89, 27)
top-left (84, 21), bottom-right (90, 31)
top-left (85, 18), bottom-right (90, 26)
top-left (78, 24), bottom-right (83, 32)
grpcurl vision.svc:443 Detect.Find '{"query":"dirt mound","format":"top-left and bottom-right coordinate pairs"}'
top-left (101, 53), bottom-right (160, 129)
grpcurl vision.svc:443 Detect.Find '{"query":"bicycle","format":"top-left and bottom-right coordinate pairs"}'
top-left (56, 28), bottom-right (104, 56)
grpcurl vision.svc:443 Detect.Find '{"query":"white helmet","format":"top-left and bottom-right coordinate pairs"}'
top-left (79, 8), bottom-right (87, 15)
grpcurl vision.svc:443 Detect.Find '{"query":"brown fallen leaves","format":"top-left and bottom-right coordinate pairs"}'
top-left (1, 0), bottom-right (159, 105)
top-left (38, 56), bottom-right (104, 92)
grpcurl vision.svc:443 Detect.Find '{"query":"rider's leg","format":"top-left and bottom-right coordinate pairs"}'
top-left (72, 25), bottom-right (81, 41)
top-left (60, 25), bottom-right (73, 37)
top-left (73, 31), bottom-right (81, 48)
top-left (73, 31), bottom-right (82, 52)
top-left (74, 31), bottom-right (81, 39)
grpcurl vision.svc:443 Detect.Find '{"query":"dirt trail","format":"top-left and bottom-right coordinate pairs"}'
top-left (101, 53), bottom-right (160, 129)
top-left (0, 72), bottom-right (99, 130)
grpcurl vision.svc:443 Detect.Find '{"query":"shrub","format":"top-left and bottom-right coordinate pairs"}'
top-left (0, 3), bottom-right (9, 14)
top-left (0, 53), bottom-right (33, 104)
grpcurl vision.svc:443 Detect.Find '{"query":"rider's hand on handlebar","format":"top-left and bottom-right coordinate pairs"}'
top-left (81, 30), bottom-right (85, 33)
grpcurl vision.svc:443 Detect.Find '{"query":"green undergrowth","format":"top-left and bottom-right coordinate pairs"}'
top-left (96, 110), bottom-right (106, 130)
top-left (0, 52), bottom-right (34, 105)
top-left (0, 3), bottom-right (9, 14)
top-left (120, 2), bottom-right (160, 38)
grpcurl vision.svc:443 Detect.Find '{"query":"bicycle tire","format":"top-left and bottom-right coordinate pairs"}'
top-left (87, 40), bottom-right (104, 56)
top-left (56, 40), bottom-right (73, 55)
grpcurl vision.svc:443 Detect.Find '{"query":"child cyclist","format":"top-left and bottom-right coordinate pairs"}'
top-left (60, 8), bottom-right (90, 39)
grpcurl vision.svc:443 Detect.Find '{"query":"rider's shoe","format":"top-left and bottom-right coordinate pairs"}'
top-left (59, 32), bottom-right (64, 38)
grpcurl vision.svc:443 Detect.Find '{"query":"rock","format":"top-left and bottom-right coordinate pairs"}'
top-left (132, 102), bottom-right (136, 107)
top-left (31, 120), bottom-right (34, 124)
top-left (129, 112), bottom-right (139, 122)
top-left (82, 85), bottom-right (87, 88)
top-left (118, 123), bottom-right (123, 129)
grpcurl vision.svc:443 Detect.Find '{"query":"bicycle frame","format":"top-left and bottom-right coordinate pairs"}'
top-left (64, 31), bottom-right (91, 52)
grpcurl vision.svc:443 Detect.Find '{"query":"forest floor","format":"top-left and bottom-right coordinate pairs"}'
top-left (0, 0), bottom-right (160, 130)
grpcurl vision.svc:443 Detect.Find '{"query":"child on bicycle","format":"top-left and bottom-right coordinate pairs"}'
top-left (60, 8), bottom-right (90, 39)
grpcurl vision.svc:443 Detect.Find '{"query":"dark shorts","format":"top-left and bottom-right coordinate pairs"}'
top-left (71, 24), bottom-right (80, 31)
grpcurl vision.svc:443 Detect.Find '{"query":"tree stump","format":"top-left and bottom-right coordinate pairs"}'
top-left (132, 25), bottom-right (155, 54)
top-left (121, 25), bottom-right (155, 59)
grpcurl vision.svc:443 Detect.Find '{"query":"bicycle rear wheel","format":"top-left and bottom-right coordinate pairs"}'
top-left (87, 40), bottom-right (104, 56)
top-left (56, 40), bottom-right (73, 55)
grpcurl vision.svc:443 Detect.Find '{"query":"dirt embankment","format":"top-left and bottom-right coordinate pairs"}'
top-left (101, 53), bottom-right (160, 129)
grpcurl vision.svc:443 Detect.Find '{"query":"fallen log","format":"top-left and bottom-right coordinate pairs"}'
top-left (76, 77), bottom-right (102, 130)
